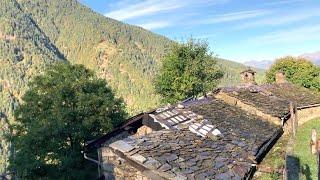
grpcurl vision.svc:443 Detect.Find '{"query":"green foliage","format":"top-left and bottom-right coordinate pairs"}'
top-left (7, 63), bottom-right (127, 179)
top-left (266, 56), bottom-right (320, 91)
top-left (0, 0), bottom-right (265, 173)
top-left (155, 39), bottom-right (224, 103)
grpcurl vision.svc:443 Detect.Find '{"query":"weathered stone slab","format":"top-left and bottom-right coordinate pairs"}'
top-left (130, 154), bottom-right (147, 163)
top-left (144, 157), bottom-right (161, 169)
top-left (158, 163), bottom-right (171, 172)
top-left (109, 140), bottom-right (134, 153)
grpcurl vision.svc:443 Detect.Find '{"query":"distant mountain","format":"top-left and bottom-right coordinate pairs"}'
top-left (244, 60), bottom-right (273, 70)
top-left (300, 51), bottom-right (320, 65)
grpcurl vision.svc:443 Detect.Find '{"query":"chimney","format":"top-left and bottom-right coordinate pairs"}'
top-left (240, 68), bottom-right (257, 85)
top-left (275, 71), bottom-right (287, 84)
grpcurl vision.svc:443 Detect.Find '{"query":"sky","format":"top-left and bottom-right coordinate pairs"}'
top-left (79, 0), bottom-right (320, 63)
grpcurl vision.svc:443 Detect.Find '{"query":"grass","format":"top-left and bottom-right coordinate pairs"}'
top-left (293, 118), bottom-right (320, 180)
top-left (253, 134), bottom-right (289, 180)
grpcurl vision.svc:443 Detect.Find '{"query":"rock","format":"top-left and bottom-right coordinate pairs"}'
top-left (180, 168), bottom-right (194, 174)
top-left (144, 157), bottom-right (161, 169)
top-left (158, 163), bottom-right (172, 171)
top-left (163, 153), bottom-right (178, 162)
top-left (214, 161), bottom-right (224, 169)
top-left (215, 172), bottom-right (232, 180)
top-left (177, 104), bottom-right (185, 109)
top-left (173, 173), bottom-right (188, 180)
top-left (109, 140), bottom-right (134, 153)
top-left (130, 154), bottom-right (147, 163)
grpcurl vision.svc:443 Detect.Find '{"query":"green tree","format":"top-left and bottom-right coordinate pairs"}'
top-left (266, 56), bottom-right (320, 91)
top-left (155, 39), bottom-right (224, 103)
top-left (7, 62), bottom-right (127, 179)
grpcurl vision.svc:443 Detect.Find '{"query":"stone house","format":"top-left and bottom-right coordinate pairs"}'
top-left (84, 70), bottom-right (320, 180)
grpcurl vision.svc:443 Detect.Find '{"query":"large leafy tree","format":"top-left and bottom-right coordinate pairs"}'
top-left (155, 39), bottom-right (224, 103)
top-left (266, 56), bottom-right (320, 91)
top-left (7, 62), bottom-right (127, 179)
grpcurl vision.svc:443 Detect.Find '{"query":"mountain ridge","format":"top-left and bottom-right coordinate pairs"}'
top-left (300, 51), bottom-right (320, 65)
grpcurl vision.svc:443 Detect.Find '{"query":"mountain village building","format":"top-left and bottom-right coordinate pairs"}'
top-left (84, 70), bottom-right (320, 180)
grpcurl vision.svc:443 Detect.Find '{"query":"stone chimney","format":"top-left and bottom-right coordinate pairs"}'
top-left (275, 71), bottom-right (287, 84)
top-left (240, 68), bottom-right (257, 85)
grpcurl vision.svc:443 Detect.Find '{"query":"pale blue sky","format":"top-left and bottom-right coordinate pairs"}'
top-left (79, 0), bottom-right (320, 63)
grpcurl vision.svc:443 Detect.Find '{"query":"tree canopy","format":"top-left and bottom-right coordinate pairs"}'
top-left (154, 39), bottom-right (224, 104)
top-left (7, 62), bottom-right (127, 179)
top-left (266, 56), bottom-right (320, 91)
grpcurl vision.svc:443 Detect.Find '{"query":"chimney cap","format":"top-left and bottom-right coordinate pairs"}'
top-left (275, 70), bottom-right (287, 84)
top-left (240, 68), bottom-right (256, 75)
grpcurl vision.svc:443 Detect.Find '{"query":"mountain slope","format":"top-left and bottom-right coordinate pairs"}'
top-left (244, 60), bottom-right (273, 70)
top-left (17, 0), bottom-right (264, 113)
top-left (17, 0), bottom-right (174, 113)
top-left (0, 0), bottom-right (65, 173)
top-left (218, 58), bottom-right (265, 85)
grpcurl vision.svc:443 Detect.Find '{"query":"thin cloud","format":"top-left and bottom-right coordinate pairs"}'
top-left (105, 0), bottom-right (229, 21)
top-left (105, 1), bottom-right (182, 21)
top-left (249, 24), bottom-right (320, 45)
top-left (262, 0), bottom-right (305, 6)
top-left (138, 21), bottom-right (171, 30)
top-left (236, 9), bottom-right (320, 29)
top-left (195, 9), bottom-right (270, 25)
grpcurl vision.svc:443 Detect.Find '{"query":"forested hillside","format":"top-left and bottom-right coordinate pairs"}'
top-left (16, 0), bottom-right (263, 112)
top-left (0, 0), bottom-right (264, 174)
top-left (0, 0), bottom-right (65, 172)
top-left (17, 0), bottom-right (173, 113)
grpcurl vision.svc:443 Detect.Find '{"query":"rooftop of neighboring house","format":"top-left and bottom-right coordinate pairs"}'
top-left (109, 129), bottom-right (256, 179)
top-left (85, 70), bottom-right (320, 179)
top-left (260, 83), bottom-right (320, 107)
top-left (104, 96), bottom-right (283, 179)
top-left (220, 85), bottom-right (290, 118)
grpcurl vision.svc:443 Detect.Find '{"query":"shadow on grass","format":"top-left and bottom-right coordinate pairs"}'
top-left (301, 164), bottom-right (312, 180)
top-left (286, 155), bottom-right (313, 180)
top-left (286, 155), bottom-right (300, 180)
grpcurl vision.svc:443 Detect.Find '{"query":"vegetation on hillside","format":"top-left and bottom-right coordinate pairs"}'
top-left (266, 56), bottom-right (320, 91)
top-left (7, 63), bottom-right (126, 179)
top-left (0, 0), bottom-right (65, 172)
top-left (0, 0), bottom-right (265, 174)
top-left (155, 39), bottom-right (224, 103)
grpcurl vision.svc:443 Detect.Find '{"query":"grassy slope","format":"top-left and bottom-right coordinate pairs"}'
top-left (293, 118), bottom-right (320, 180)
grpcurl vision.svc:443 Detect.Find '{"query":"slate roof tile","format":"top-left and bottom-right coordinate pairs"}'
top-left (261, 83), bottom-right (320, 107)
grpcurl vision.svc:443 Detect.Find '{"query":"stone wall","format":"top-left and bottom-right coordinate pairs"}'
top-left (297, 106), bottom-right (320, 126)
top-left (100, 147), bottom-right (149, 180)
top-left (99, 127), bottom-right (153, 180)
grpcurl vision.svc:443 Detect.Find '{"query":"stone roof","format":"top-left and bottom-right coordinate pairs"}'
top-left (221, 85), bottom-right (291, 118)
top-left (260, 83), bottom-right (320, 107)
top-left (183, 97), bottom-right (280, 149)
top-left (110, 129), bottom-right (255, 180)
top-left (107, 97), bottom-right (282, 179)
